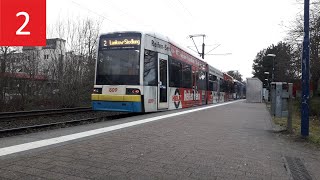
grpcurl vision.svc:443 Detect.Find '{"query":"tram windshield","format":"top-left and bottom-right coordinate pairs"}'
top-left (96, 33), bottom-right (141, 85)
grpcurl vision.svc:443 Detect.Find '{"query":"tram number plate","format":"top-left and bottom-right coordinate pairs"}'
top-left (109, 88), bottom-right (118, 93)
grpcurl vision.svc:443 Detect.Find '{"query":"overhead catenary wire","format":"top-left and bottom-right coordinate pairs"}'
top-left (205, 44), bottom-right (221, 55)
top-left (71, 0), bottom-right (128, 30)
top-left (208, 52), bottom-right (232, 57)
top-left (176, 0), bottom-right (193, 17)
top-left (163, 0), bottom-right (194, 32)
top-left (99, 0), bottom-right (156, 30)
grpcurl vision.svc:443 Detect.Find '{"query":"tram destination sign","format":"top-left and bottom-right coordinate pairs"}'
top-left (100, 36), bottom-right (141, 50)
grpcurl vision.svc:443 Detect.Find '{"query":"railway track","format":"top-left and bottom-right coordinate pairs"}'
top-left (0, 111), bottom-right (134, 135)
top-left (0, 117), bottom-right (97, 133)
top-left (0, 107), bottom-right (92, 120)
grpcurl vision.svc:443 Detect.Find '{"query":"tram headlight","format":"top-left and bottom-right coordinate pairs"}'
top-left (133, 89), bottom-right (140, 94)
top-left (126, 88), bottom-right (140, 95)
top-left (93, 88), bottom-right (102, 94)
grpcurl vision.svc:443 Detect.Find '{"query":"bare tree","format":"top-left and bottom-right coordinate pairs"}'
top-left (47, 17), bottom-right (102, 107)
top-left (286, 0), bottom-right (320, 94)
top-left (0, 47), bottom-right (19, 111)
top-left (227, 70), bottom-right (243, 82)
top-left (0, 16), bottom-right (102, 111)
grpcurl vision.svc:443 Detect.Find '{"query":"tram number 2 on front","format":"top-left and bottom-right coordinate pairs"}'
top-left (0, 0), bottom-right (46, 46)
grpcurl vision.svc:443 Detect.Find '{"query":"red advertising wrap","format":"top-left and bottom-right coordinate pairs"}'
top-left (170, 45), bottom-right (206, 71)
top-left (171, 88), bottom-right (204, 108)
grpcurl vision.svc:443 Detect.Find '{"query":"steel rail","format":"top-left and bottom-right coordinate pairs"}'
top-left (0, 107), bottom-right (92, 120)
top-left (0, 113), bottom-right (135, 134)
top-left (0, 117), bottom-right (97, 133)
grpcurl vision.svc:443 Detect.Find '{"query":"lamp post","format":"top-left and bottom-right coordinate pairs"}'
top-left (264, 72), bottom-right (270, 89)
top-left (267, 54), bottom-right (276, 82)
top-left (264, 78), bottom-right (269, 88)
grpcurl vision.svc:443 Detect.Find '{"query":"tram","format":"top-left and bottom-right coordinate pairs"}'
top-left (92, 31), bottom-right (238, 112)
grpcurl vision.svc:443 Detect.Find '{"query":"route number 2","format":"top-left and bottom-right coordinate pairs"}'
top-left (16, 12), bottom-right (31, 35)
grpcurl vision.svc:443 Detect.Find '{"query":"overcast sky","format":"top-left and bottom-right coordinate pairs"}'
top-left (47, 0), bottom-right (302, 79)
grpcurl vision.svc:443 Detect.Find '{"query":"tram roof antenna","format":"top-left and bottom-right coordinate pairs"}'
top-left (189, 36), bottom-right (201, 57)
top-left (188, 34), bottom-right (206, 59)
top-left (188, 34), bottom-right (231, 58)
top-left (186, 46), bottom-right (199, 54)
top-left (189, 34), bottom-right (206, 38)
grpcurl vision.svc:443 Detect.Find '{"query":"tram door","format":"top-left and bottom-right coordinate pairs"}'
top-left (157, 53), bottom-right (169, 109)
top-left (193, 72), bottom-right (197, 104)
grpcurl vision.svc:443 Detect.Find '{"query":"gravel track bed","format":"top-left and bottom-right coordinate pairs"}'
top-left (0, 111), bottom-right (128, 131)
top-left (0, 111), bottom-right (143, 138)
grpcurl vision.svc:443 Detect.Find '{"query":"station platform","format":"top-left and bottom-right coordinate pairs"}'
top-left (0, 100), bottom-right (319, 180)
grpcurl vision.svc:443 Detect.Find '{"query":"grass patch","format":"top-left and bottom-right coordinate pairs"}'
top-left (273, 116), bottom-right (320, 144)
top-left (269, 98), bottom-right (320, 145)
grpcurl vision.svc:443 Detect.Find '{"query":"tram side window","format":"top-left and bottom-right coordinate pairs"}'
top-left (182, 64), bottom-right (192, 88)
top-left (213, 81), bottom-right (218, 91)
top-left (212, 75), bottom-right (218, 91)
top-left (230, 81), bottom-right (235, 93)
top-left (220, 79), bottom-right (226, 92)
top-left (208, 74), bottom-right (218, 91)
top-left (208, 74), bottom-right (213, 91)
top-left (169, 59), bottom-right (182, 87)
top-left (197, 71), bottom-right (207, 90)
top-left (234, 83), bottom-right (239, 93)
top-left (143, 50), bottom-right (157, 86)
top-left (209, 74), bottom-right (213, 81)
top-left (209, 81), bottom-right (213, 91)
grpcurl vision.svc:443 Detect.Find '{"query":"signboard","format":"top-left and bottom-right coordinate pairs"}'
top-left (0, 0), bottom-right (46, 46)
top-left (144, 35), bottom-right (171, 55)
top-left (99, 35), bottom-right (141, 50)
top-left (102, 37), bottom-right (140, 46)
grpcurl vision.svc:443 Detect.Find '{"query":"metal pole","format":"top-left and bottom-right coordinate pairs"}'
top-left (301, 0), bottom-right (310, 137)
top-left (202, 35), bottom-right (205, 59)
top-left (288, 97), bottom-right (293, 133)
top-left (288, 83), bottom-right (293, 133)
top-left (202, 42), bottom-right (205, 59)
top-left (272, 57), bottom-right (274, 82)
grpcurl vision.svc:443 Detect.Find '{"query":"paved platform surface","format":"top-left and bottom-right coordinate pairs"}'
top-left (0, 101), bottom-right (319, 180)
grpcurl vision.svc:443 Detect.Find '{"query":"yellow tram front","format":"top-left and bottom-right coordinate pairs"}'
top-left (92, 32), bottom-right (143, 112)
